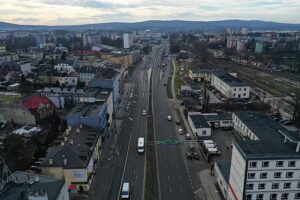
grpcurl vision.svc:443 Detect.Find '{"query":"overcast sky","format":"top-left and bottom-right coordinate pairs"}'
top-left (0, 0), bottom-right (299, 25)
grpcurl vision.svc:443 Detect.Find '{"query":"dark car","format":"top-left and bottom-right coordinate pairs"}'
top-left (193, 152), bottom-right (200, 160)
top-left (175, 120), bottom-right (181, 125)
top-left (186, 152), bottom-right (193, 160)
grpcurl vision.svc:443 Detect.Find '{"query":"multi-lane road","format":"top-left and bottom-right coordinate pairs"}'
top-left (90, 42), bottom-right (198, 200)
top-left (152, 43), bottom-right (196, 200)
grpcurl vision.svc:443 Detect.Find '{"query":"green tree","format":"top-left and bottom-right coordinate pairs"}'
top-left (2, 134), bottom-right (33, 171)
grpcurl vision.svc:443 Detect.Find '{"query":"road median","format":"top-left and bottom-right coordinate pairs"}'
top-left (144, 70), bottom-right (159, 200)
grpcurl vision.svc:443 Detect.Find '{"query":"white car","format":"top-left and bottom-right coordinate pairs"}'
top-left (167, 115), bottom-right (172, 121)
top-left (142, 110), bottom-right (146, 115)
top-left (178, 128), bottom-right (183, 134)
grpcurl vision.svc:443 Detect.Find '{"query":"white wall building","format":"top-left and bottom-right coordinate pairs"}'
top-left (211, 71), bottom-right (250, 99)
top-left (54, 63), bottom-right (75, 74)
top-left (227, 112), bottom-right (300, 200)
top-left (187, 112), bottom-right (211, 137)
top-left (123, 33), bottom-right (133, 49)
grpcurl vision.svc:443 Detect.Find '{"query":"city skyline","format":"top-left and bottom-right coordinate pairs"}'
top-left (0, 0), bottom-right (300, 25)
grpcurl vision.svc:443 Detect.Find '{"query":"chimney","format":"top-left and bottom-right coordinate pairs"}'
top-left (76, 128), bottom-right (80, 134)
top-left (61, 141), bottom-right (65, 146)
top-left (70, 139), bottom-right (74, 145)
top-left (80, 124), bottom-right (83, 128)
top-left (64, 136), bottom-right (68, 142)
top-left (63, 159), bottom-right (68, 166)
top-left (49, 159), bottom-right (53, 165)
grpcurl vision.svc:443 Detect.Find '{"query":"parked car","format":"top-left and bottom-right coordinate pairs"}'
top-left (186, 152), bottom-right (193, 160)
top-left (167, 115), bottom-right (172, 121)
top-left (175, 120), bottom-right (181, 125)
top-left (193, 152), bottom-right (200, 160)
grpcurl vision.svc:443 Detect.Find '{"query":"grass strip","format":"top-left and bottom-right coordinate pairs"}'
top-left (144, 71), bottom-right (159, 200)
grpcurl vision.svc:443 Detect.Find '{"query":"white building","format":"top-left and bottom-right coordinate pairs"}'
top-left (236, 40), bottom-right (247, 53)
top-left (242, 27), bottom-right (248, 35)
top-left (211, 71), bottom-right (250, 99)
top-left (123, 33), bottom-right (133, 49)
top-left (203, 113), bottom-right (233, 129)
top-left (227, 112), bottom-right (300, 200)
top-left (187, 112), bottom-right (211, 137)
top-left (54, 63), bottom-right (75, 74)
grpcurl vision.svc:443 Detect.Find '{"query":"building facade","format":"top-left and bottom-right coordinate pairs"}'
top-left (228, 112), bottom-right (300, 200)
top-left (211, 71), bottom-right (250, 99)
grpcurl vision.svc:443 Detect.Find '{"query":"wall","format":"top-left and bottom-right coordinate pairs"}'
top-left (0, 104), bottom-right (36, 125)
top-left (228, 145), bottom-right (246, 200)
top-left (215, 162), bottom-right (228, 199)
top-left (42, 167), bottom-right (64, 180)
top-left (56, 181), bottom-right (70, 200)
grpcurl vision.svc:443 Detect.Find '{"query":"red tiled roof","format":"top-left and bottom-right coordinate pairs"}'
top-left (23, 96), bottom-right (53, 109)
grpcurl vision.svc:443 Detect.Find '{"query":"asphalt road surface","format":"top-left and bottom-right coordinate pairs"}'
top-left (152, 43), bottom-right (196, 200)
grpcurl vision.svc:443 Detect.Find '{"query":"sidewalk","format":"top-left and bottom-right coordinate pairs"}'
top-left (198, 169), bottom-right (222, 200)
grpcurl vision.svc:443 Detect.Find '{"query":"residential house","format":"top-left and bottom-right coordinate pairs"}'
top-left (0, 171), bottom-right (69, 200)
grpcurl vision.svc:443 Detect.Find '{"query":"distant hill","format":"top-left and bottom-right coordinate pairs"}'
top-left (1, 20), bottom-right (300, 31)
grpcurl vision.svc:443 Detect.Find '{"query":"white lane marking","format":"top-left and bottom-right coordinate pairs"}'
top-left (117, 134), bottom-right (133, 200)
top-left (129, 117), bottom-right (133, 121)
top-left (168, 175), bottom-right (170, 180)
top-left (169, 187), bottom-right (172, 192)
top-left (134, 169), bottom-right (136, 175)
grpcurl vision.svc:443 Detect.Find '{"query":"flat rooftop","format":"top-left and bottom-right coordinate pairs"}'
top-left (189, 114), bottom-right (210, 129)
top-left (68, 103), bottom-right (103, 118)
top-left (203, 114), bottom-right (232, 122)
top-left (94, 68), bottom-right (118, 80)
top-left (234, 112), bottom-right (300, 159)
top-left (213, 71), bottom-right (247, 87)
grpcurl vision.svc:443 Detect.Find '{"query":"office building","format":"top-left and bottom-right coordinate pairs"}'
top-left (123, 33), bottom-right (133, 49)
top-left (228, 112), bottom-right (300, 200)
top-left (211, 71), bottom-right (250, 99)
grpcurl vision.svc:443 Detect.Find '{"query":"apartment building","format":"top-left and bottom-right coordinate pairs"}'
top-left (211, 71), bottom-right (250, 99)
top-left (228, 112), bottom-right (300, 200)
top-left (41, 124), bottom-right (102, 192)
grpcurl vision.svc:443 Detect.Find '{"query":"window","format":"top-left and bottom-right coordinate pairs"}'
top-left (297, 182), bottom-right (300, 188)
top-left (276, 161), bottom-right (284, 167)
top-left (256, 194), bottom-right (264, 200)
top-left (239, 88), bottom-right (241, 91)
top-left (248, 173), bottom-right (255, 179)
top-left (258, 183), bottom-right (265, 190)
top-left (249, 161), bottom-right (257, 168)
top-left (281, 193), bottom-right (288, 200)
top-left (288, 161), bottom-right (296, 167)
top-left (233, 88), bottom-right (236, 91)
top-left (274, 172), bottom-right (281, 178)
top-left (244, 88), bottom-right (247, 91)
top-left (260, 173), bottom-right (267, 179)
top-left (243, 93), bottom-right (246, 96)
top-left (270, 193), bottom-right (277, 200)
top-left (246, 183), bottom-right (254, 190)
top-left (245, 194), bottom-right (252, 200)
top-left (233, 93), bottom-right (236, 97)
top-left (262, 161), bottom-right (269, 167)
top-left (295, 193), bottom-right (300, 199)
top-left (284, 182), bottom-right (291, 189)
top-left (272, 183), bottom-right (279, 189)
top-left (286, 172), bottom-right (293, 178)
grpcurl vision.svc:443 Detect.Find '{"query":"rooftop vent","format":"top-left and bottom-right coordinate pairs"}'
top-left (49, 159), bottom-right (53, 165)
top-left (63, 159), bottom-right (68, 166)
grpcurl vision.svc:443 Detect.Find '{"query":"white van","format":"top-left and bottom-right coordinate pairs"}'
top-left (121, 182), bottom-right (130, 199)
top-left (203, 140), bottom-right (215, 145)
top-left (207, 147), bottom-right (221, 155)
top-left (204, 143), bottom-right (217, 149)
top-left (137, 137), bottom-right (145, 153)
